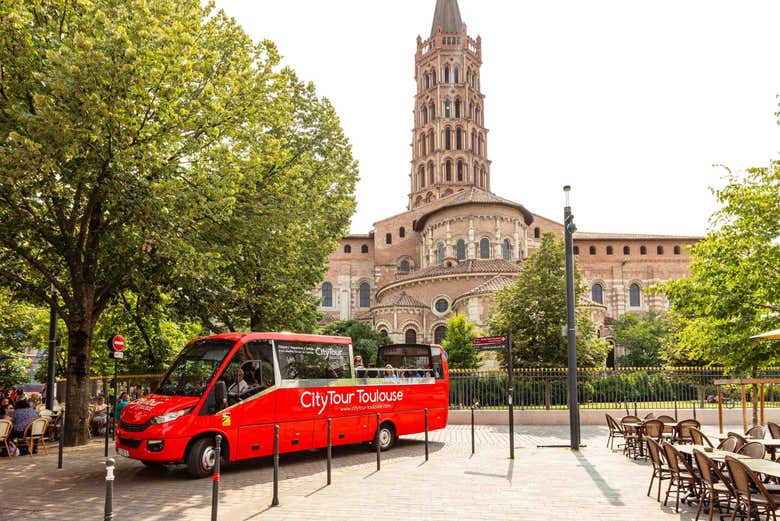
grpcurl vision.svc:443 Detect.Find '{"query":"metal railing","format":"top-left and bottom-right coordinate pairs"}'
top-left (449, 367), bottom-right (780, 410)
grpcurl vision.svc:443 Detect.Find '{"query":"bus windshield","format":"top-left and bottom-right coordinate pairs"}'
top-left (156, 339), bottom-right (236, 397)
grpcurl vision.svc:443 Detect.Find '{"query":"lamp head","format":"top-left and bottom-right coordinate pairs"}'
top-left (563, 185), bottom-right (571, 207)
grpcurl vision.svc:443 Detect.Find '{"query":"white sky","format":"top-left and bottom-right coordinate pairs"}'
top-left (214, 0), bottom-right (780, 236)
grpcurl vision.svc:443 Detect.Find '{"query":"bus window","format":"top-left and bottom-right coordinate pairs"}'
top-left (214, 341), bottom-right (275, 408)
top-left (275, 341), bottom-right (352, 380)
top-left (431, 347), bottom-right (444, 380)
top-left (377, 345), bottom-right (434, 379)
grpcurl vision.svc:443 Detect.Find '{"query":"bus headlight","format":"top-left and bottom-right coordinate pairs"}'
top-left (150, 407), bottom-right (193, 425)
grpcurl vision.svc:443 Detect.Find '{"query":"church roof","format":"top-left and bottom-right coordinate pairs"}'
top-left (413, 187), bottom-right (535, 232)
top-left (374, 291), bottom-right (427, 309)
top-left (456, 275), bottom-right (516, 300)
top-left (574, 231), bottom-right (703, 241)
top-left (430, 0), bottom-right (464, 37)
top-left (398, 259), bottom-right (521, 282)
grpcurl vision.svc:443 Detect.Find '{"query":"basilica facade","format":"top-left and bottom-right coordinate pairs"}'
top-left (317, 0), bottom-right (699, 363)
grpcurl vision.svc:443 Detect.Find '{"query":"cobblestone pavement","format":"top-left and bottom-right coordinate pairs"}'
top-left (0, 424), bottom-right (738, 520)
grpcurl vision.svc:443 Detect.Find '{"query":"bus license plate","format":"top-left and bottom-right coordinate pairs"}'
top-left (117, 448), bottom-right (129, 458)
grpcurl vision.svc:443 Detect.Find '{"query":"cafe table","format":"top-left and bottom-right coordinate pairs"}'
top-left (740, 457), bottom-right (780, 479)
top-left (673, 444), bottom-right (752, 462)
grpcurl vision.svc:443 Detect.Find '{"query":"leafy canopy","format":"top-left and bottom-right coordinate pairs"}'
top-left (441, 313), bottom-right (480, 369)
top-left (612, 310), bottom-right (672, 367)
top-left (319, 320), bottom-right (389, 364)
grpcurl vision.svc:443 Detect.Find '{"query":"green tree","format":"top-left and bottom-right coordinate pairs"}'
top-left (320, 320), bottom-right (390, 365)
top-left (441, 313), bottom-right (479, 369)
top-left (489, 233), bottom-right (609, 369)
top-left (0, 1), bottom-right (356, 444)
top-left (613, 310), bottom-right (672, 367)
top-left (658, 164), bottom-right (780, 423)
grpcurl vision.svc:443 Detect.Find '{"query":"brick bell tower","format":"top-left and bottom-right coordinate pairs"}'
top-left (409, 0), bottom-right (491, 210)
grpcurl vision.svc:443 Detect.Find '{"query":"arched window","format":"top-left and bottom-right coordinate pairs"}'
top-left (428, 161), bottom-right (434, 185)
top-left (418, 165), bottom-right (425, 188)
top-left (456, 128), bottom-right (463, 149)
top-left (457, 161), bottom-right (464, 182)
top-left (502, 239), bottom-right (511, 260)
top-left (589, 245), bottom-right (596, 255)
top-left (674, 245), bottom-right (681, 255)
top-left (428, 129), bottom-right (435, 151)
top-left (431, 70), bottom-right (436, 84)
top-left (623, 246), bottom-right (630, 255)
top-left (640, 246), bottom-right (647, 255)
top-left (591, 283), bottom-right (603, 305)
top-left (573, 246), bottom-right (580, 255)
top-left (471, 133), bottom-right (476, 152)
top-left (479, 238), bottom-right (490, 259)
top-left (430, 103), bottom-right (436, 120)
top-left (534, 227), bottom-right (540, 239)
top-left (434, 325), bottom-right (447, 344)
top-left (385, 233), bottom-right (392, 245)
top-left (399, 227), bottom-right (405, 238)
top-left (444, 65), bottom-right (450, 83)
top-left (456, 239), bottom-right (466, 260)
top-left (445, 128), bottom-right (452, 150)
top-left (321, 282), bottom-right (333, 307)
top-left (473, 162), bottom-right (479, 185)
top-left (399, 259), bottom-right (411, 273)
top-left (444, 100), bottom-right (451, 118)
top-left (657, 245), bottom-right (664, 255)
top-left (424, 73), bottom-right (430, 89)
top-left (344, 245), bottom-right (351, 254)
top-left (453, 66), bottom-right (459, 84)
top-left (405, 329), bottom-right (417, 344)
top-left (420, 136), bottom-right (426, 156)
top-left (359, 282), bottom-right (371, 308)
top-left (629, 283), bottom-right (641, 307)
top-left (379, 329), bottom-right (388, 337)
top-left (437, 242), bottom-right (446, 264)
top-left (455, 99), bottom-right (461, 118)
top-left (361, 244), bottom-right (369, 254)
top-left (606, 246), bottom-right (614, 255)
top-left (445, 160), bottom-right (452, 181)
top-left (421, 106), bottom-right (428, 125)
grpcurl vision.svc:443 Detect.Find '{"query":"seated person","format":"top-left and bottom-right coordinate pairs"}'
top-left (115, 393), bottom-right (130, 421)
top-left (354, 356), bottom-right (366, 378)
top-left (383, 364), bottom-right (397, 380)
top-left (11, 399), bottom-right (39, 439)
top-left (227, 369), bottom-right (249, 401)
top-left (92, 396), bottom-right (109, 435)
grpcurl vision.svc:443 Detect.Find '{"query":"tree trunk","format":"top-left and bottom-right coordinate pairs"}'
top-left (544, 380), bottom-right (552, 411)
top-left (64, 327), bottom-right (93, 446)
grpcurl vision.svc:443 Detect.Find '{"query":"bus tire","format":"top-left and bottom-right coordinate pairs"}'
top-left (374, 422), bottom-right (395, 451)
top-left (186, 437), bottom-right (217, 479)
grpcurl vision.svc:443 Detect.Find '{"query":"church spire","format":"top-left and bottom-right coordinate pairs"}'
top-left (430, 0), bottom-right (464, 37)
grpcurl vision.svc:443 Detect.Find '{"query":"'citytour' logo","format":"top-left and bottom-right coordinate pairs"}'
top-left (300, 389), bottom-right (404, 415)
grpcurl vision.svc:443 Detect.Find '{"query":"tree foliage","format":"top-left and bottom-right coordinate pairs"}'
top-left (0, 0), bottom-right (357, 444)
top-left (613, 310), bottom-right (672, 367)
top-left (489, 233), bottom-right (609, 368)
top-left (658, 165), bottom-right (780, 374)
top-left (319, 320), bottom-right (389, 365)
top-left (441, 313), bottom-right (479, 369)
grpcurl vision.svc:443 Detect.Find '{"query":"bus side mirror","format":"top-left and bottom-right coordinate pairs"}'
top-left (214, 381), bottom-right (227, 409)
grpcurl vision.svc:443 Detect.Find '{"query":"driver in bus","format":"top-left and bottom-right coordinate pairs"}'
top-left (228, 368), bottom-right (249, 398)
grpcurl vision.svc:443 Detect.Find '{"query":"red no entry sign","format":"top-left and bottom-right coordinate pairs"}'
top-left (108, 335), bottom-right (125, 352)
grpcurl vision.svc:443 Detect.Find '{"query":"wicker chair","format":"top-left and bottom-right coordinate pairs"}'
top-left (692, 449), bottom-right (736, 521)
top-left (727, 432), bottom-right (748, 452)
top-left (725, 456), bottom-right (780, 521)
top-left (15, 418), bottom-right (49, 457)
top-left (717, 436), bottom-right (739, 453)
top-left (676, 419), bottom-right (702, 444)
top-left (0, 419), bottom-right (13, 458)
top-left (689, 427), bottom-right (714, 448)
top-left (746, 425), bottom-right (766, 439)
top-left (646, 438), bottom-right (672, 502)
top-left (657, 414), bottom-right (677, 440)
top-left (768, 422), bottom-right (780, 440)
top-left (621, 415), bottom-right (641, 458)
top-left (663, 442), bottom-right (700, 513)
top-left (644, 412), bottom-right (656, 420)
top-left (738, 441), bottom-right (766, 460)
top-left (605, 414), bottom-right (626, 451)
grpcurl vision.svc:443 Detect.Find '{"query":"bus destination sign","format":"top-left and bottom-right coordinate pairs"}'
top-left (473, 336), bottom-right (507, 351)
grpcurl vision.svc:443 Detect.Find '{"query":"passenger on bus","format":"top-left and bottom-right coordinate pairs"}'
top-left (384, 364), bottom-right (397, 380)
top-left (228, 369), bottom-right (249, 397)
top-left (354, 356), bottom-right (366, 378)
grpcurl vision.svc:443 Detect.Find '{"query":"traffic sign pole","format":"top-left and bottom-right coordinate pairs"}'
top-left (507, 328), bottom-right (514, 460)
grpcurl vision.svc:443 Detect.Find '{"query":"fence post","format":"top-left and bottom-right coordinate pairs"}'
top-left (424, 408), bottom-right (429, 462)
top-left (58, 413), bottom-right (64, 469)
top-left (104, 458), bottom-right (115, 521)
top-left (375, 413), bottom-right (381, 471)
top-left (326, 418), bottom-right (332, 486)
top-left (211, 435), bottom-right (221, 521)
top-left (633, 401), bottom-right (637, 417)
top-left (271, 425), bottom-right (280, 507)
top-left (692, 401), bottom-right (697, 421)
top-left (674, 401), bottom-right (678, 421)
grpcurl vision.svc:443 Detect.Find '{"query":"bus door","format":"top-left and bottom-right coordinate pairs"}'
top-left (210, 340), bottom-right (277, 460)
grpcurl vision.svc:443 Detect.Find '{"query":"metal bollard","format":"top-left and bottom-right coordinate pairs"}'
top-left (271, 425), bottom-right (280, 507)
top-left (326, 418), bottom-right (332, 486)
top-left (471, 406), bottom-right (475, 455)
top-left (424, 409), bottom-right (429, 461)
top-left (375, 413), bottom-right (381, 471)
top-left (104, 414), bottom-right (109, 457)
top-left (58, 416), bottom-right (64, 469)
top-left (104, 458), bottom-right (115, 521)
top-left (211, 435), bottom-right (221, 521)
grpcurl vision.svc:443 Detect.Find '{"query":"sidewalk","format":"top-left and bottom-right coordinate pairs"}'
top-left (0, 425), bottom-right (736, 520)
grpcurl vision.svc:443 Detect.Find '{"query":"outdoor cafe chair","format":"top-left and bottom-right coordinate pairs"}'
top-left (15, 418), bottom-right (49, 457)
top-left (621, 415), bottom-right (642, 458)
top-left (693, 448), bottom-right (737, 521)
top-left (738, 442), bottom-right (767, 460)
top-left (646, 438), bottom-right (672, 502)
top-left (768, 422), bottom-right (780, 440)
top-left (644, 412), bottom-right (656, 420)
top-left (746, 425), bottom-right (766, 440)
top-left (724, 456), bottom-right (780, 521)
top-left (676, 419), bottom-right (702, 444)
top-left (717, 436), bottom-right (739, 453)
top-left (663, 442), bottom-right (701, 513)
top-left (642, 419), bottom-right (665, 455)
top-left (0, 419), bottom-right (13, 458)
top-left (727, 432), bottom-right (748, 453)
top-left (605, 414), bottom-right (626, 451)
top-left (690, 427), bottom-right (714, 448)
top-left (657, 414), bottom-right (677, 439)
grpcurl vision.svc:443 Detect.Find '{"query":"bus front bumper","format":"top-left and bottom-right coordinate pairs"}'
top-left (115, 433), bottom-right (189, 463)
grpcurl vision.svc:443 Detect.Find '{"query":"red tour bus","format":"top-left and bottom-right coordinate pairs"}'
top-left (116, 332), bottom-right (449, 477)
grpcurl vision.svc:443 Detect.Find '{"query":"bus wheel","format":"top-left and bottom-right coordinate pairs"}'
top-left (186, 437), bottom-right (217, 479)
top-left (375, 422), bottom-right (395, 451)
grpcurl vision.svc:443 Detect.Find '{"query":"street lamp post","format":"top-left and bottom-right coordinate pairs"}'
top-left (46, 285), bottom-right (58, 411)
top-left (563, 186), bottom-right (580, 450)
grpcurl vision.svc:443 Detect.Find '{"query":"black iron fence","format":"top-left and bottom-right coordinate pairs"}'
top-left (449, 367), bottom-right (780, 410)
